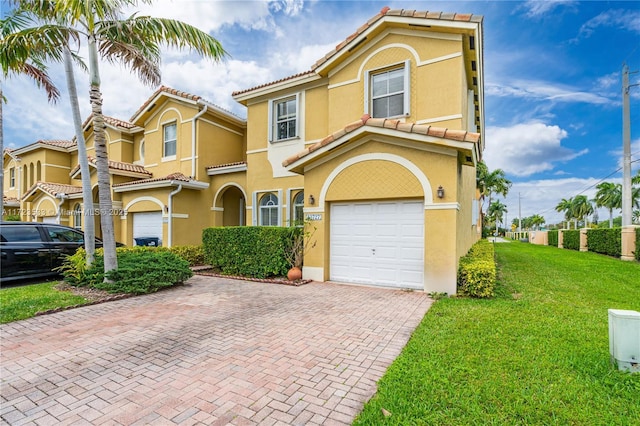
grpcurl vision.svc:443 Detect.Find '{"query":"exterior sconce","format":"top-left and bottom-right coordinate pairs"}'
top-left (437, 186), bottom-right (445, 199)
top-left (308, 194), bottom-right (315, 205)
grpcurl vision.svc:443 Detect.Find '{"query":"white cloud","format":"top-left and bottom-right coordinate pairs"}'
top-left (519, 0), bottom-right (578, 18)
top-left (576, 9), bottom-right (640, 39)
top-left (486, 79), bottom-right (612, 105)
top-left (484, 122), bottom-right (588, 177)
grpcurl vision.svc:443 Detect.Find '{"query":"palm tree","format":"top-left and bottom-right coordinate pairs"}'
top-left (571, 195), bottom-right (594, 228)
top-left (530, 214), bottom-right (545, 230)
top-left (555, 197), bottom-right (573, 229)
top-left (1, 8), bottom-right (62, 218)
top-left (488, 200), bottom-right (507, 235)
top-left (477, 161), bottom-right (512, 228)
top-left (11, 0), bottom-right (226, 276)
top-left (593, 181), bottom-right (622, 228)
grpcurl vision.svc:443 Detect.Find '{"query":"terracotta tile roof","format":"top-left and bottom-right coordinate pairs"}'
top-left (233, 6), bottom-right (482, 96)
top-left (130, 85), bottom-right (244, 123)
top-left (3, 195), bottom-right (20, 206)
top-left (70, 157), bottom-right (152, 176)
top-left (112, 172), bottom-right (193, 188)
top-left (37, 139), bottom-right (76, 149)
top-left (24, 182), bottom-right (83, 199)
top-left (313, 7), bottom-right (482, 70)
top-left (81, 114), bottom-right (136, 130)
top-left (282, 114), bottom-right (480, 167)
top-left (231, 71), bottom-right (316, 97)
top-left (205, 161), bottom-right (247, 170)
top-left (130, 86), bottom-right (201, 122)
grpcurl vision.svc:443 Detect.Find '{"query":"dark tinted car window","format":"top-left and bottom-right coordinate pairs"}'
top-left (0, 225), bottom-right (44, 242)
top-left (47, 226), bottom-right (84, 243)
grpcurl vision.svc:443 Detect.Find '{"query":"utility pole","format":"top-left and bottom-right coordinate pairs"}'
top-left (518, 192), bottom-right (522, 232)
top-left (622, 64), bottom-right (632, 227)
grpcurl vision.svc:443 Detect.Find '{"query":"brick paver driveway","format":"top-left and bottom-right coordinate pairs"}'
top-left (1, 275), bottom-right (432, 425)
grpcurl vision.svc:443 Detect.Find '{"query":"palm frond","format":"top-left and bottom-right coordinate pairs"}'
top-left (19, 62), bottom-right (61, 102)
top-left (102, 16), bottom-right (227, 61)
top-left (98, 38), bottom-right (160, 86)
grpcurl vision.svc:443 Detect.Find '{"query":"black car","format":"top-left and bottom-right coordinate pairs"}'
top-left (1, 222), bottom-right (105, 283)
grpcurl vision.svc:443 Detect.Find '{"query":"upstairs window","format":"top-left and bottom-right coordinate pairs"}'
top-left (259, 193), bottom-right (279, 226)
top-left (366, 60), bottom-right (410, 118)
top-left (9, 167), bottom-right (15, 188)
top-left (163, 123), bottom-right (177, 157)
top-left (269, 95), bottom-right (299, 142)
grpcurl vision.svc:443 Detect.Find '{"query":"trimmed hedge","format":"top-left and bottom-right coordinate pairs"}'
top-left (548, 230), bottom-right (558, 247)
top-left (636, 228), bottom-right (640, 261)
top-left (457, 239), bottom-right (496, 298)
top-left (586, 228), bottom-right (621, 258)
top-left (563, 230), bottom-right (580, 251)
top-left (202, 226), bottom-right (296, 278)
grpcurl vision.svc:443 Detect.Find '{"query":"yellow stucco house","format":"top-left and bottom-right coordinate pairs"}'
top-left (2, 7), bottom-right (484, 294)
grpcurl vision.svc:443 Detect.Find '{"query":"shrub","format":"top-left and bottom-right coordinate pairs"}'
top-left (169, 245), bottom-right (205, 266)
top-left (636, 228), bottom-right (640, 261)
top-left (563, 230), bottom-right (580, 251)
top-left (99, 251), bottom-right (192, 294)
top-left (457, 239), bottom-right (496, 298)
top-left (58, 248), bottom-right (192, 294)
top-left (202, 226), bottom-right (294, 278)
top-left (587, 228), bottom-right (621, 258)
top-left (548, 230), bottom-right (558, 247)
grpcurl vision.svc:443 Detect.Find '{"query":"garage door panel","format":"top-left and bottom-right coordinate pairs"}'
top-left (133, 212), bottom-right (163, 246)
top-left (330, 200), bottom-right (424, 289)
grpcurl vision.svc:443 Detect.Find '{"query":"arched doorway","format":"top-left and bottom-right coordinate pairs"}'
top-left (216, 185), bottom-right (246, 226)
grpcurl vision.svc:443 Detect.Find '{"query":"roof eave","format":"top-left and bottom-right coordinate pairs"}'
top-left (113, 179), bottom-right (209, 193)
top-left (232, 73), bottom-right (322, 103)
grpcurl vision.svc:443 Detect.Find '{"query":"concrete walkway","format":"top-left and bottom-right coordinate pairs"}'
top-left (1, 276), bottom-right (432, 425)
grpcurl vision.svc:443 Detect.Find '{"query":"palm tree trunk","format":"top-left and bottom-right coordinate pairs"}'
top-left (64, 46), bottom-right (95, 266)
top-left (88, 34), bottom-right (117, 277)
top-left (609, 208), bottom-right (613, 228)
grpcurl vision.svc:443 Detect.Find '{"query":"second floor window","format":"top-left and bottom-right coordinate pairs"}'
top-left (271, 96), bottom-right (297, 142)
top-left (9, 167), bottom-right (15, 188)
top-left (367, 61), bottom-right (410, 118)
top-left (163, 123), bottom-right (177, 157)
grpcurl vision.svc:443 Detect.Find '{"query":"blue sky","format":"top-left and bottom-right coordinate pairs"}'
top-left (2, 0), bottom-right (639, 224)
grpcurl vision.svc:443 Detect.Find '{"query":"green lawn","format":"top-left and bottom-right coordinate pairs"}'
top-left (0, 281), bottom-right (88, 324)
top-left (354, 242), bottom-right (640, 425)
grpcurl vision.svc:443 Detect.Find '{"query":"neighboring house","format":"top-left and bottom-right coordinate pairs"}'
top-left (2, 7), bottom-right (484, 294)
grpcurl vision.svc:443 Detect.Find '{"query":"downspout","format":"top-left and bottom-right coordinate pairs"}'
top-left (167, 184), bottom-right (183, 248)
top-left (192, 103), bottom-right (208, 178)
top-left (56, 193), bottom-right (68, 224)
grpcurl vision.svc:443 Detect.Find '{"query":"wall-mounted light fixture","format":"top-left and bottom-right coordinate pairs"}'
top-left (437, 186), bottom-right (445, 199)
top-left (308, 194), bottom-right (315, 205)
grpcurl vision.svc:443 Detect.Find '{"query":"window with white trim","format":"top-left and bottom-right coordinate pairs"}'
top-left (259, 193), bottom-right (279, 226)
top-left (140, 140), bottom-right (145, 163)
top-left (365, 61), bottom-right (410, 118)
top-left (163, 123), bottom-right (177, 157)
top-left (73, 204), bottom-right (82, 229)
top-left (292, 191), bottom-right (304, 226)
top-left (269, 95), bottom-right (298, 142)
top-left (9, 167), bottom-right (15, 188)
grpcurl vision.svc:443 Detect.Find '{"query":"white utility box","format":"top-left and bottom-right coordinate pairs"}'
top-left (608, 309), bottom-right (640, 373)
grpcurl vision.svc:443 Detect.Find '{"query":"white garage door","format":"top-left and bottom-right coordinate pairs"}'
top-left (42, 216), bottom-right (58, 224)
top-left (133, 212), bottom-right (163, 246)
top-left (330, 200), bottom-right (424, 289)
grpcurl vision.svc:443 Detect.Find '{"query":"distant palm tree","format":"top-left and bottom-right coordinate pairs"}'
top-left (571, 195), bottom-right (594, 228)
top-left (530, 214), bottom-right (545, 230)
top-left (477, 161), bottom-right (512, 228)
top-left (555, 197), bottom-right (574, 229)
top-left (488, 200), bottom-right (507, 235)
top-left (9, 0), bottom-right (227, 277)
top-left (593, 181), bottom-right (622, 228)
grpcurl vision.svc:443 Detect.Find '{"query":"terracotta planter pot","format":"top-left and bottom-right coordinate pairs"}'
top-left (287, 266), bottom-right (302, 281)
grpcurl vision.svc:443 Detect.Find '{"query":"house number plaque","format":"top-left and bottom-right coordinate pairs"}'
top-left (306, 214), bottom-right (322, 221)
